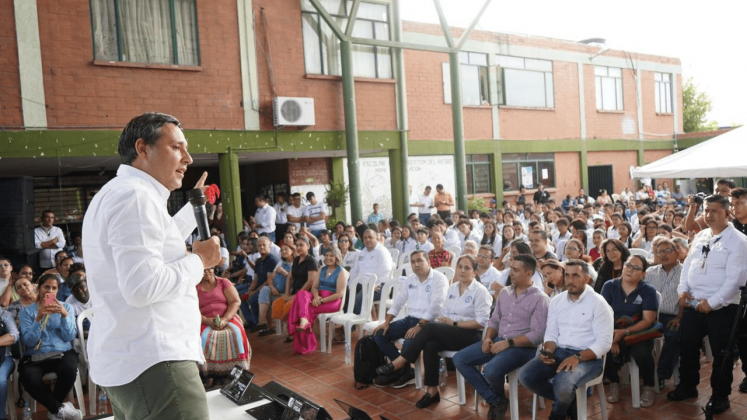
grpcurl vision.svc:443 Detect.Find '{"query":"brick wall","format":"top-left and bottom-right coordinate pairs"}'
top-left (640, 70), bottom-right (676, 139)
top-left (289, 158), bottom-right (330, 185)
top-left (253, 0), bottom-right (397, 132)
top-left (554, 152), bottom-right (581, 200)
top-left (404, 49), bottom-right (493, 141)
top-left (34, 187), bottom-right (85, 224)
top-left (643, 149), bottom-right (673, 187)
top-left (587, 150), bottom-right (637, 195)
top-left (583, 64), bottom-right (640, 140)
top-left (0, 0), bottom-right (22, 128)
top-left (36, 0), bottom-right (244, 129)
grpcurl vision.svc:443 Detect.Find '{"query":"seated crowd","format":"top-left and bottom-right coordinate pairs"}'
top-left (2, 179), bottom-right (746, 420)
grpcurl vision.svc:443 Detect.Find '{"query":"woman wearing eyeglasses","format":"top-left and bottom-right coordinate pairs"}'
top-left (594, 239), bottom-right (630, 294)
top-left (632, 217), bottom-right (659, 253)
top-left (600, 255), bottom-right (658, 407)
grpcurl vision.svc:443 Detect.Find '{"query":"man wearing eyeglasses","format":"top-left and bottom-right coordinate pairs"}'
top-left (645, 239), bottom-right (683, 391)
top-left (34, 210), bottom-right (66, 270)
top-left (668, 195), bottom-right (747, 415)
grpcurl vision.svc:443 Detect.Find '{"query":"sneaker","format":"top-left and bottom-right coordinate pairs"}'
top-left (667, 386), bottom-right (698, 401)
top-left (390, 369), bottom-right (416, 389)
top-left (641, 385), bottom-right (655, 407)
top-left (705, 395), bottom-right (730, 414)
top-left (60, 402), bottom-right (83, 420)
top-left (606, 382), bottom-right (620, 403)
top-left (487, 398), bottom-right (509, 420)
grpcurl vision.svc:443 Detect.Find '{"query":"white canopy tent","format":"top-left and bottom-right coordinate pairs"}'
top-left (631, 126), bottom-right (747, 179)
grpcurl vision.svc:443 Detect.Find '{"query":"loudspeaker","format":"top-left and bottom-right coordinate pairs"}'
top-left (0, 177), bottom-right (35, 254)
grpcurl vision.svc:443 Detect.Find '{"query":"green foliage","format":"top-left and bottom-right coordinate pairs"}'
top-left (467, 196), bottom-right (490, 214)
top-left (683, 78), bottom-right (717, 132)
top-left (324, 181), bottom-right (349, 208)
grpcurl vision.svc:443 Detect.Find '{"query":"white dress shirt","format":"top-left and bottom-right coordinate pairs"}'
top-left (254, 203), bottom-right (276, 234)
top-left (286, 204), bottom-right (305, 230)
top-left (65, 295), bottom-right (93, 318)
top-left (443, 228), bottom-right (461, 249)
top-left (349, 243), bottom-right (393, 286)
top-left (270, 243), bottom-right (282, 262)
top-left (418, 194), bottom-right (434, 215)
top-left (82, 164), bottom-right (204, 387)
top-left (544, 285), bottom-right (614, 358)
top-left (273, 202), bottom-right (288, 224)
top-left (477, 266), bottom-right (501, 294)
top-left (442, 280), bottom-right (492, 326)
top-left (388, 268), bottom-right (448, 321)
top-left (678, 224), bottom-right (747, 310)
top-left (341, 249), bottom-right (359, 269)
top-left (35, 225), bottom-right (66, 268)
top-left (415, 241), bottom-right (434, 254)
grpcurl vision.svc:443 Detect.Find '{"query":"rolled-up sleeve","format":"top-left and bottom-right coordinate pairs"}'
top-left (588, 299), bottom-right (614, 358)
top-left (708, 242), bottom-right (747, 310)
top-left (526, 295), bottom-right (550, 346)
top-left (108, 190), bottom-right (203, 308)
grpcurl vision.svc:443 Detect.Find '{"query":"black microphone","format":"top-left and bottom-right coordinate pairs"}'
top-left (188, 188), bottom-right (211, 241)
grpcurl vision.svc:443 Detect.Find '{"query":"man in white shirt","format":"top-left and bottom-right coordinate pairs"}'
top-left (668, 194), bottom-right (747, 414)
top-left (250, 195), bottom-right (277, 242)
top-left (35, 210), bottom-right (66, 269)
top-left (286, 193), bottom-right (305, 232)
top-left (64, 270), bottom-right (92, 319)
top-left (303, 192), bottom-right (327, 238)
top-left (518, 260), bottom-right (613, 420)
top-left (82, 113), bottom-right (221, 420)
top-left (414, 186), bottom-right (434, 226)
top-left (273, 192), bottom-right (288, 244)
top-left (349, 229), bottom-right (393, 310)
top-left (372, 250), bottom-right (448, 388)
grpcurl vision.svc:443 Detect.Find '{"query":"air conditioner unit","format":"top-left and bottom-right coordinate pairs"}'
top-left (273, 97), bottom-right (315, 127)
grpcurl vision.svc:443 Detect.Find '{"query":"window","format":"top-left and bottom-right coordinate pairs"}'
top-left (654, 72), bottom-right (672, 113)
top-left (595, 66), bottom-right (623, 111)
top-left (90, 0), bottom-right (200, 65)
top-left (466, 155), bottom-right (492, 194)
top-left (495, 55), bottom-right (554, 108)
top-left (501, 153), bottom-right (555, 191)
top-left (442, 52), bottom-right (489, 106)
top-left (301, 0), bottom-right (392, 79)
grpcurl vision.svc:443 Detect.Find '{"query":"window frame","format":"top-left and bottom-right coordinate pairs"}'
top-left (501, 153), bottom-right (556, 191)
top-left (466, 154), bottom-right (492, 195)
top-left (89, 0), bottom-right (201, 66)
top-left (594, 65), bottom-right (624, 111)
top-left (495, 55), bottom-right (555, 108)
top-left (442, 51), bottom-right (490, 106)
top-left (654, 72), bottom-right (673, 114)
top-left (300, 0), bottom-right (392, 79)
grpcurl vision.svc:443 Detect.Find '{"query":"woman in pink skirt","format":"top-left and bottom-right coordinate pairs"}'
top-left (288, 245), bottom-right (348, 354)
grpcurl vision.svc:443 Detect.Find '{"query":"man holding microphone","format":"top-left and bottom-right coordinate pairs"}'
top-left (83, 113), bottom-right (221, 420)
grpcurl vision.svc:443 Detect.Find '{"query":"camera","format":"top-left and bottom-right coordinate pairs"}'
top-left (692, 192), bottom-right (707, 204)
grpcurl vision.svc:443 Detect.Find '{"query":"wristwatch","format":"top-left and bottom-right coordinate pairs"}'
top-left (573, 352), bottom-right (583, 362)
top-left (453, 321), bottom-right (458, 327)
top-left (507, 338), bottom-right (515, 347)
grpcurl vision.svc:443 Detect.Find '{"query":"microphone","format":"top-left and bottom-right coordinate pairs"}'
top-left (188, 188), bottom-right (211, 241)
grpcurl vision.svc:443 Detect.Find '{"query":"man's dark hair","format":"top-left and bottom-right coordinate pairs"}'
top-left (291, 192), bottom-right (301, 198)
top-left (571, 219), bottom-right (587, 231)
top-left (730, 187), bottom-right (747, 200)
top-left (556, 218), bottom-right (569, 227)
top-left (565, 259), bottom-right (590, 275)
top-left (717, 179), bottom-right (736, 189)
top-left (512, 254), bottom-right (537, 275)
top-left (118, 112), bottom-right (182, 165)
top-left (628, 254), bottom-right (650, 272)
top-left (276, 192), bottom-right (285, 198)
top-left (373, 203), bottom-right (379, 207)
top-left (509, 240), bottom-right (532, 256)
top-left (478, 245), bottom-right (495, 259)
top-left (410, 250), bottom-right (428, 261)
top-left (436, 184), bottom-right (444, 190)
top-left (42, 210), bottom-right (54, 218)
top-left (706, 194), bottom-right (730, 210)
top-left (659, 223), bottom-right (673, 233)
top-left (425, 186), bottom-right (431, 190)
top-left (54, 250), bottom-right (68, 260)
top-left (530, 229), bottom-right (548, 240)
top-left (69, 262), bottom-right (85, 274)
top-left (0, 256), bottom-right (10, 265)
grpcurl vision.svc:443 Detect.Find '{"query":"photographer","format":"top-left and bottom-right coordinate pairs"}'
top-left (683, 179), bottom-right (734, 233)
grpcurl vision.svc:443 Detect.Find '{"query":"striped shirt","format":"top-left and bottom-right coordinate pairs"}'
top-left (645, 263), bottom-right (682, 316)
top-left (487, 285), bottom-right (550, 346)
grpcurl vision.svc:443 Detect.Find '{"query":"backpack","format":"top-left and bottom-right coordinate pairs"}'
top-left (353, 335), bottom-right (386, 389)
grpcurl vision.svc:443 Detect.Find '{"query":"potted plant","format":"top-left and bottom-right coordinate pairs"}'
top-left (324, 181), bottom-right (349, 209)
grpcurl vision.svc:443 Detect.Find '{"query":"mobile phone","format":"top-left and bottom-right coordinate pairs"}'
top-left (44, 293), bottom-right (56, 306)
top-left (539, 349), bottom-right (555, 359)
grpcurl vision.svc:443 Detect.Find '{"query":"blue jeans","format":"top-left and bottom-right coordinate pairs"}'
top-left (0, 356), bottom-right (14, 419)
top-left (453, 338), bottom-right (535, 405)
top-left (419, 214), bottom-right (430, 226)
top-left (657, 313), bottom-right (680, 380)
top-left (240, 293), bottom-right (261, 327)
top-left (518, 348), bottom-right (603, 417)
top-left (373, 316), bottom-right (420, 361)
top-left (311, 229), bottom-right (324, 239)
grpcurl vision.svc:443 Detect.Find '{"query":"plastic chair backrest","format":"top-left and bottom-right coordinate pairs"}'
top-left (376, 277), bottom-right (400, 322)
top-left (360, 274), bottom-right (379, 317)
top-left (628, 248), bottom-right (648, 259)
top-left (388, 248), bottom-right (400, 264)
top-left (434, 266), bottom-right (455, 283)
top-left (76, 307), bottom-right (94, 364)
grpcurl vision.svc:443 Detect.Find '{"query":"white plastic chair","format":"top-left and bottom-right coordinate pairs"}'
top-left (327, 274), bottom-right (378, 362)
top-left (388, 248), bottom-right (400, 265)
top-left (448, 251), bottom-right (458, 271)
top-left (434, 267), bottom-right (455, 283)
top-left (627, 248), bottom-right (648, 259)
top-left (362, 277), bottom-right (401, 336)
top-left (531, 354), bottom-right (608, 420)
top-left (445, 246), bottom-right (462, 257)
top-left (76, 307), bottom-right (95, 415)
top-left (317, 282), bottom-right (348, 353)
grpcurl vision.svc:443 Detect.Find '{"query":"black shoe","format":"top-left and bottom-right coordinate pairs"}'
top-left (376, 363), bottom-right (398, 377)
top-left (567, 399), bottom-right (578, 420)
top-left (706, 396), bottom-right (730, 414)
top-left (415, 392), bottom-right (440, 409)
top-left (739, 377), bottom-right (747, 393)
top-left (487, 398), bottom-right (509, 420)
top-left (390, 369), bottom-right (416, 388)
top-left (253, 323), bottom-right (267, 332)
top-left (373, 374), bottom-right (399, 387)
top-left (258, 327), bottom-right (276, 337)
top-left (658, 377), bottom-right (666, 392)
top-left (667, 386), bottom-right (698, 401)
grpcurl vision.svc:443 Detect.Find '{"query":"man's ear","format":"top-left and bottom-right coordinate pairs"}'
top-left (134, 138), bottom-right (149, 159)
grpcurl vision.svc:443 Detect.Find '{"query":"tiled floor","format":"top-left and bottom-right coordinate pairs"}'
top-left (17, 329), bottom-right (747, 419)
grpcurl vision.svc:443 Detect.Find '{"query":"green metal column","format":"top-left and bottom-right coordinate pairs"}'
top-left (449, 52), bottom-right (468, 211)
top-left (388, 149), bottom-right (405, 223)
top-left (392, 0), bottom-right (410, 220)
top-left (219, 152), bottom-right (243, 251)
top-left (331, 157), bottom-right (348, 223)
top-left (340, 40), bottom-right (363, 222)
top-left (492, 151), bottom-right (504, 204)
top-left (580, 140), bottom-right (589, 192)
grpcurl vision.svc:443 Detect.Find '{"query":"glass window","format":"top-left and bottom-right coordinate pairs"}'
top-left (466, 155), bottom-right (492, 194)
top-left (496, 55), bottom-right (554, 108)
top-left (501, 153), bottom-right (555, 191)
top-left (90, 0), bottom-right (199, 65)
top-left (654, 72), bottom-right (673, 113)
top-left (442, 52), bottom-right (489, 106)
top-left (595, 65), bottom-right (624, 111)
top-left (301, 1), bottom-right (392, 79)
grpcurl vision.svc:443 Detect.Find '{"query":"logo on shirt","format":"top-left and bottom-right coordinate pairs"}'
top-left (448, 294), bottom-right (456, 300)
top-left (632, 295), bottom-right (643, 305)
top-left (465, 296), bottom-right (473, 304)
top-left (425, 285), bottom-right (432, 293)
top-left (408, 284), bottom-right (417, 290)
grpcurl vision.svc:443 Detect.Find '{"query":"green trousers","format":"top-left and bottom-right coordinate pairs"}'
top-left (103, 360), bottom-right (208, 420)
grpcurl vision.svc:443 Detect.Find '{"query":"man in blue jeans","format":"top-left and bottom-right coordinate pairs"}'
top-left (518, 260), bottom-right (613, 420)
top-left (239, 237), bottom-right (278, 331)
top-left (453, 254), bottom-right (549, 420)
top-left (371, 251), bottom-right (448, 388)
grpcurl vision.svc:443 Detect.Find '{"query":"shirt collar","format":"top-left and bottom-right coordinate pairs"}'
top-left (117, 164), bottom-right (170, 202)
top-left (567, 284), bottom-right (592, 303)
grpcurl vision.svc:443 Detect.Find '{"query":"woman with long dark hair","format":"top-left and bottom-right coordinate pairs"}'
top-left (594, 239), bottom-right (629, 293)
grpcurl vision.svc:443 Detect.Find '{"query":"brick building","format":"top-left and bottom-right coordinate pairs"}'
top-left (0, 0), bottom-right (714, 250)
